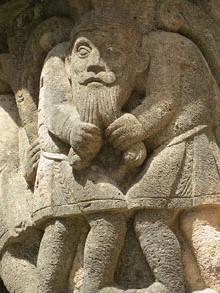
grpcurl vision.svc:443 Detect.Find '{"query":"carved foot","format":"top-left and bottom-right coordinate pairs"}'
top-left (136, 282), bottom-right (170, 293)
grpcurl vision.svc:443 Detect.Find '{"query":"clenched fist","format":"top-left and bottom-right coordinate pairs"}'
top-left (70, 121), bottom-right (103, 162)
top-left (106, 113), bottom-right (145, 151)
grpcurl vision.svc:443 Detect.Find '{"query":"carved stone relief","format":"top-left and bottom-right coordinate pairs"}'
top-left (0, 1), bottom-right (220, 292)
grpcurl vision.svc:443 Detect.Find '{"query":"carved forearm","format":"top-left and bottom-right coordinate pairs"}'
top-left (132, 93), bottom-right (179, 140)
top-left (45, 104), bottom-right (80, 145)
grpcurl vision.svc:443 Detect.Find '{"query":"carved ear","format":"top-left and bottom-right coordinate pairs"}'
top-left (135, 44), bottom-right (150, 73)
top-left (65, 55), bottom-right (71, 80)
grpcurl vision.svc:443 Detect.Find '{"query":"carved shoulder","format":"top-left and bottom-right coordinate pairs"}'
top-left (39, 41), bottom-right (72, 109)
top-left (144, 31), bottom-right (214, 93)
top-left (147, 30), bottom-right (216, 86)
top-left (146, 31), bottom-right (208, 67)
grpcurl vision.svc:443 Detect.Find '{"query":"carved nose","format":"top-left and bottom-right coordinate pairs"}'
top-left (87, 64), bottom-right (106, 74)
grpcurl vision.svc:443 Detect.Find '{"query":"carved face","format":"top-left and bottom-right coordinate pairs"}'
top-left (70, 30), bottom-right (143, 127)
top-left (71, 30), bottom-right (138, 88)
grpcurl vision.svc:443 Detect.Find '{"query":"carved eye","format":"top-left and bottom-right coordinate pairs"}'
top-left (77, 45), bottom-right (91, 58)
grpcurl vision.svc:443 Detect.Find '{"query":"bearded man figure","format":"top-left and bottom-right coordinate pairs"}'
top-left (33, 7), bottom-right (150, 293)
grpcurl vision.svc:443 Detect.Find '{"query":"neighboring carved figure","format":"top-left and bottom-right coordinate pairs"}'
top-left (125, 29), bottom-right (220, 293)
top-left (0, 17), bottom-right (76, 293)
top-left (0, 88), bottom-right (41, 293)
top-left (156, 1), bottom-right (220, 292)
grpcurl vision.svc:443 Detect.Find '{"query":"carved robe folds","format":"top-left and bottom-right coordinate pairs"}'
top-left (127, 126), bottom-right (220, 209)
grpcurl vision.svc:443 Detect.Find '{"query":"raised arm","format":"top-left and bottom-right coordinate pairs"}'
top-left (131, 32), bottom-right (182, 140)
top-left (39, 42), bottom-right (80, 145)
top-left (106, 32), bottom-right (183, 152)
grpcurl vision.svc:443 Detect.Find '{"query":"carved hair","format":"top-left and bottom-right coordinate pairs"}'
top-left (70, 7), bottom-right (142, 49)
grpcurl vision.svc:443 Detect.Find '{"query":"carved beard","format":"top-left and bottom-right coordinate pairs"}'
top-left (75, 83), bottom-right (132, 128)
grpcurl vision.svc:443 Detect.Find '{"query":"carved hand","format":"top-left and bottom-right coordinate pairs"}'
top-left (106, 113), bottom-right (145, 152)
top-left (70, 121), bottom-right (103, 162)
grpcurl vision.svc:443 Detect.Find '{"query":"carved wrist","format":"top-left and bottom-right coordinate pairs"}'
top-left (130, 113), bottom-right (147, 141)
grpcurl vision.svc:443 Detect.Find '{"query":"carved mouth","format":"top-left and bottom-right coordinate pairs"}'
top-left (88, 78), bottom-right (104, 84)
top-left (79, 73), bottom-right (116, 86)
top-left (82, 77), bottom-right (107, 85)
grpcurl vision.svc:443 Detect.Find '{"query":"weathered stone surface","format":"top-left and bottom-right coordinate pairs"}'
top-left (0, 1), bottom-right (220, 293)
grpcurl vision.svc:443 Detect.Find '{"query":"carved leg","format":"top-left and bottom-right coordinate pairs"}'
top-left (180, 206), bottom-right (220, 293)
top-left (134, 209), bottom-right (185, 293)
top-left (83, 212), bottom-right (126, 293)
top-left (37, 218), bottom-right (80, 293)
top-left (0, 229), bottom-right (42, 293)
